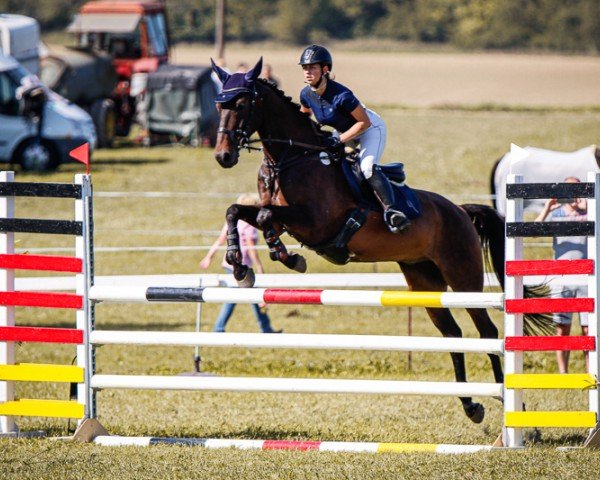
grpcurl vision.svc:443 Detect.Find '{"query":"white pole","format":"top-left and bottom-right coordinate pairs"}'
top-left (503, 173), bottom-right (524, 448)
top-left (89, 331), bottom-right (504, 354)
top-left (91, 374), bottom-right (503, 397)
top-left (194, 276), bottom-right (203, 372)
top-left (0, 171), bottom-right (15, 434)
top-left (76, 174), bottom-right (94, 420)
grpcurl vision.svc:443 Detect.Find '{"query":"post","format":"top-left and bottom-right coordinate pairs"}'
top-left (0, 171), bottom-right (15, 434)
top-left (76, 174), bottom-right (95, 420)
top-left (215, 0), bottom-right (225, 61)
top-left (503, 174), bottom-right (524, 448)
top-left (194, 276), bottom-right (203, 373)
top-left (586, 172), bottom-right (600, 444)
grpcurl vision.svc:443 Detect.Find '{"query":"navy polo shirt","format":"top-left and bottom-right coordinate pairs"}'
top-left (300, 80), bottom-right (361, 132)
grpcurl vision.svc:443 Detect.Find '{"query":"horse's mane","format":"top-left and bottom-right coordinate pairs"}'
top-left (257, 78), bottom-right (324, 134)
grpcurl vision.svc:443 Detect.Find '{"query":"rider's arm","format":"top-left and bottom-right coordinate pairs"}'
top-left (339, 105), bottom-right (371, 143)
top-left (300, 104), bottom-right (312, 115)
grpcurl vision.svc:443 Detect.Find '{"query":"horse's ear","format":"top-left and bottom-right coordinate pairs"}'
top-left (211, 57), bottom-right (230, 84)
top-left (245, 57), bottom-right (263, 83)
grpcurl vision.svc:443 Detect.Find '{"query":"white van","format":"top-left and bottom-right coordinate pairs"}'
top-left (0, 13), bottom-right (40, 75)
top-left (0, 55), bottom-right (97, 171)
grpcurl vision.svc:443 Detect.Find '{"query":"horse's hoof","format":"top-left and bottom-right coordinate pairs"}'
top-left (465, 402), bottom-right (485, 423)
top-left (290, 254), bottom-right (307, 273)
top-left (237, 268), bottom-right (255, 288)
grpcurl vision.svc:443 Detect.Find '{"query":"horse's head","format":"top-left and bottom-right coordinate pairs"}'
top-left (212, 57), bottom-right (263, 168)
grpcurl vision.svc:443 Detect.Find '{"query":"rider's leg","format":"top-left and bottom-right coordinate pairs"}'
top-left (367, 166), bottom-right (410, 233)
top-left (358, 120), bottom-right (409, 233)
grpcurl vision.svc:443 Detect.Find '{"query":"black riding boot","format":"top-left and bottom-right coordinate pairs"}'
top-left (367, 167), bottom-right (410, 233)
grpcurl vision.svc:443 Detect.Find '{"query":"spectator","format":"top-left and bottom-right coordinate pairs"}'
top-left (260, 63), bottom-right (279, 88)
top-left (236, 62), bottom-right (249, 73)
top-left (535, 176), bottom-right (589, 373)
top-left (199, 193), bottom-right (282, 333)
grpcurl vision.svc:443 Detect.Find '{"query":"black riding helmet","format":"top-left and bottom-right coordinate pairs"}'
top-left (298, 45), bottom-right (333, 71)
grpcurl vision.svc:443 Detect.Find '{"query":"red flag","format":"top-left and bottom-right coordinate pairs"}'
top-left (69, 143), bottom-right (90, 174)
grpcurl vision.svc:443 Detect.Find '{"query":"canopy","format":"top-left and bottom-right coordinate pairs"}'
top-left (67, 13), bottom-right (141, 33)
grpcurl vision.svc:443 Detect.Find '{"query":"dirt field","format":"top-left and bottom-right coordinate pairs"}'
top-left (173, 43), bottom-right (600, 108)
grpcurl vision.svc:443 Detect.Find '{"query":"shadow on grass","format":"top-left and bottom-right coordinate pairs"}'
top-left (87, 158), bottom-right (170, 166)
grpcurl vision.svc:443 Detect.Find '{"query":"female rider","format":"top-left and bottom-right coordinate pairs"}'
top-left (298, 44), bottom-right (409, 233)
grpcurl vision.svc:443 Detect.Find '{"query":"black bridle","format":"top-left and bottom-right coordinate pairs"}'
top-left (217, 88), bottom-right (330, 154)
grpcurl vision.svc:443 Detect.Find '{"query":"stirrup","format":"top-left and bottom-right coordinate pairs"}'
top-left (384, 209), bottom-right (410, 233)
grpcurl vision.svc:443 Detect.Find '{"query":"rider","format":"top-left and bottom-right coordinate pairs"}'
top-left (298, 44), bottom-right (410, 233)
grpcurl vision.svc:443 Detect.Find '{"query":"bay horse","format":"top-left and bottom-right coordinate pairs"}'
top-left (211, 58), bottom-right (550, 424)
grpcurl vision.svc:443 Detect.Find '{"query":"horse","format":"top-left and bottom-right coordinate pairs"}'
top-left (211, 58), bottom-right (550, 424)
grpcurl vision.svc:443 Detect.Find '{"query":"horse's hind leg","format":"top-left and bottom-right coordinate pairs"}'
top-left (400, 261), bottom-right (485, 423)
top-left (436, 247), bottom-right (504, 394)
top-left (256, 207), bottom-right (306, 273)
top-left (466, 308), bottom-right (503, 388)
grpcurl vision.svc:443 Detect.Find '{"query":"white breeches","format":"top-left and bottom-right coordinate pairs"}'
top-left (355, 109), bottom-right (386, 179)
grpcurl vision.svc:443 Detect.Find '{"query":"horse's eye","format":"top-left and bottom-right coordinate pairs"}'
top-left (236, 103), bottom-right (246, 112)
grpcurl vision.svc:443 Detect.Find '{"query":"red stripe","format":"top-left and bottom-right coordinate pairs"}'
top-left (0, 291), bottom-right (82, 309)
top-left (0, 326), bottom-right (83, 344)
top-left (0, 254), bottom-right (82, 272)
top-left (263, 289), bottom-right (323, 304)
top-left (262, 440), bottom-right (321, 451)
top-left (506, 259), bottom-right (594, 276)
top-left (506, 298), bottom-right (594, 314)
top-left (506, 336), bottom-right (595, 351)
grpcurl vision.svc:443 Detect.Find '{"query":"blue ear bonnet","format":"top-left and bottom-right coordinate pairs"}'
top-left (215, 73), bottom-right (255, 104)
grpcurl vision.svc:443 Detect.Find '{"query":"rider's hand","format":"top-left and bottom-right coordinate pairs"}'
top-left (323, 135), bottom-right (341, 151)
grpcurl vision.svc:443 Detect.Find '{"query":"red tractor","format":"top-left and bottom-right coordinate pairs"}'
top-left (43, 1), bottom-right (170, 146)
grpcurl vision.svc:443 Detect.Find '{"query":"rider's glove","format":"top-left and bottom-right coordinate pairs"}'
top-left (323, 135), bottom-right (341, 151)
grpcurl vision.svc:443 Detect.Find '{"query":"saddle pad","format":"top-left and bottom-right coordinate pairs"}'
top-left (341, 159), bottom-right (421, 220)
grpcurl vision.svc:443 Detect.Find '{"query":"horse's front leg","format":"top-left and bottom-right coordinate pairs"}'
top-left (256, 206), bottom-right (307, 273)
top-left (225, 203), bottom-right (261, 287)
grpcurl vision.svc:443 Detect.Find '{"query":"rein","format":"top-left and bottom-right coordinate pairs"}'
top-left (218, 83), bottom-right (330, 154)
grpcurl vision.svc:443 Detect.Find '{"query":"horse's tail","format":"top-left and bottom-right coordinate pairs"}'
top-left (462, 203), bottom-right (554, 335)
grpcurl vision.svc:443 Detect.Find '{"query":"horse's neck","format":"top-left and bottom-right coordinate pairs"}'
top-left (256, 90), bottom-right (320, 154)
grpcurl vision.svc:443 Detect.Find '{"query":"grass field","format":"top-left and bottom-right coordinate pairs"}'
top-left (2, 45), bottom-right (600, 478)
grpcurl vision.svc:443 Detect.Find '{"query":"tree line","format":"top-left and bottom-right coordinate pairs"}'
top-left (3, 0), bottom-right (599, 52)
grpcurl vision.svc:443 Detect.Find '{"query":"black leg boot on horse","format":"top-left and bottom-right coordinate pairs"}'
top-left (367, 166), bottom-right (410, 233)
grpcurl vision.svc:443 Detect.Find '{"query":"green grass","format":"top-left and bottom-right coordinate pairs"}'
top-left (3, 107), bottom-right (600, 478)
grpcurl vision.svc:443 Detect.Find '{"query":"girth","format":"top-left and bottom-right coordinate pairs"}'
top-left (306, 207), bottom-right (368, 265)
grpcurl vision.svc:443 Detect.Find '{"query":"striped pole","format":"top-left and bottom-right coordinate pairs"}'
top-left (93, 435), bottom-right (494, 454)
top-left (89, 286), bottom-right (504, 309)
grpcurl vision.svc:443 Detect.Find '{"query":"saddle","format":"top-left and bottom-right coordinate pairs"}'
top-left (341, 152), bottom-right (421, 220)
top-left (309, 151), bottom-right (421, 265)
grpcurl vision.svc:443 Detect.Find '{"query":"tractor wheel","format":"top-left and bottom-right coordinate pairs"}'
top-left (90, 98), bottom-right (117, 148)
